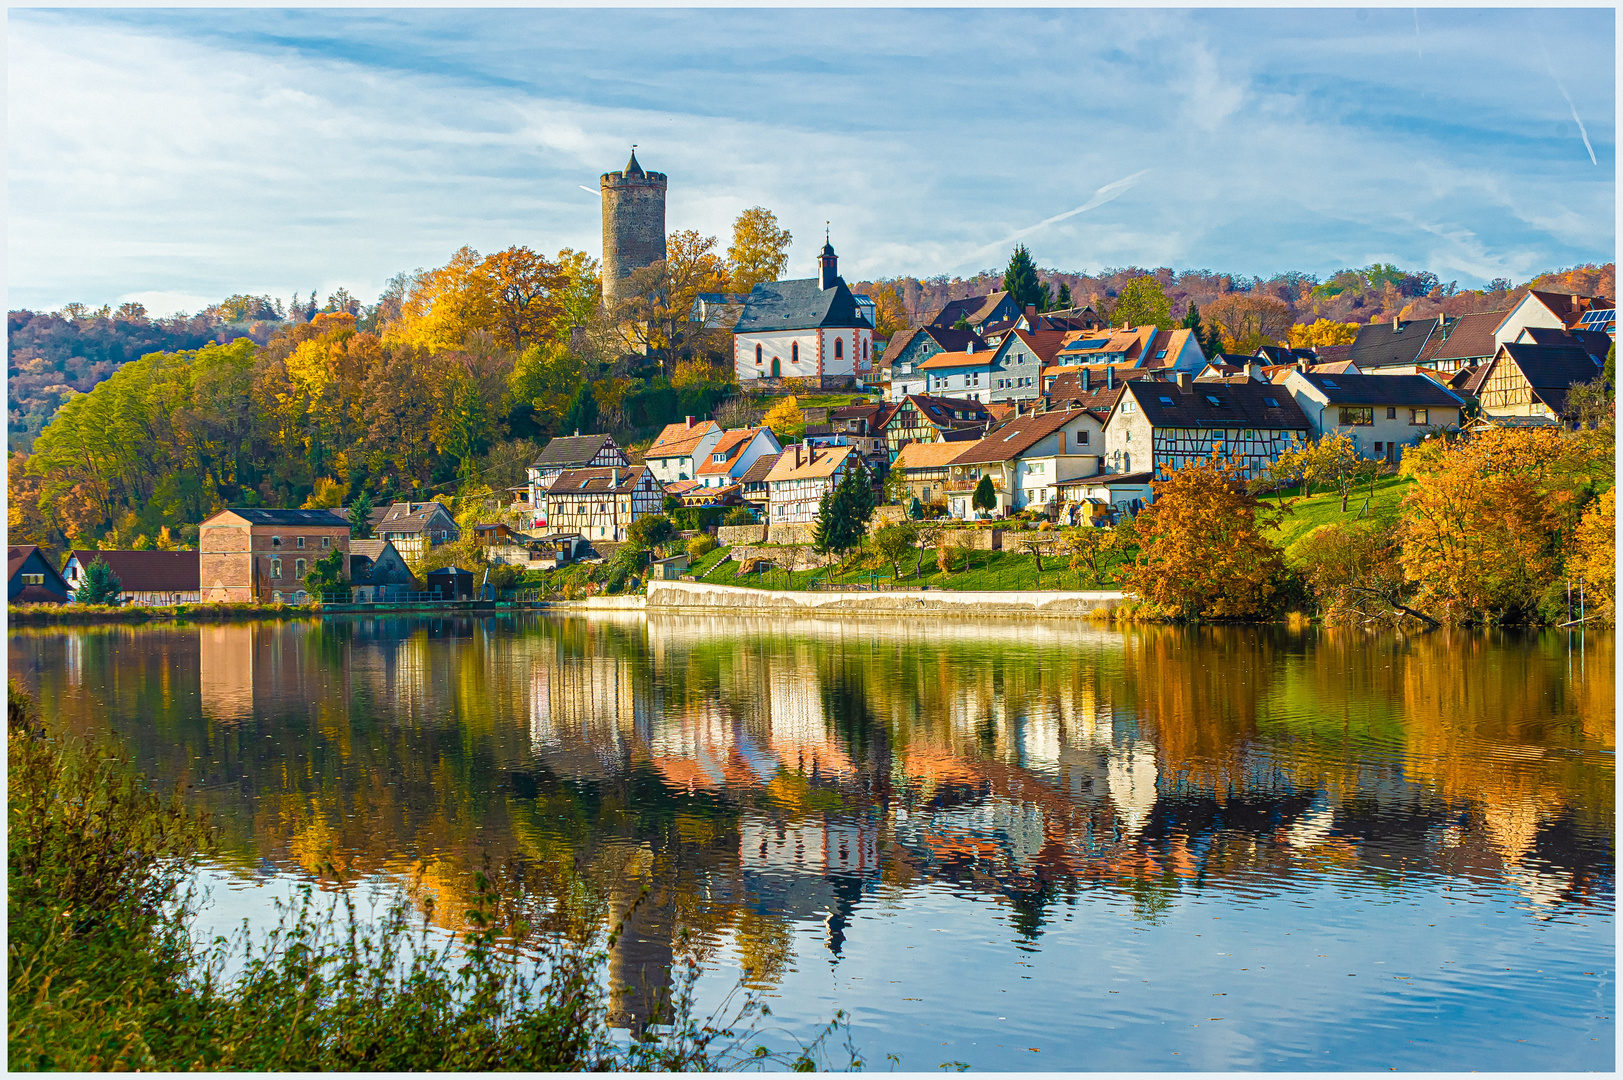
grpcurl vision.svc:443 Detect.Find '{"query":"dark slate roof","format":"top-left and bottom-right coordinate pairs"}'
top-left (1123, 381), bottom-right (1311, 430)
top-left (531, 433), bottom-right (617, 468)
top-left (218, 508), bottom-right (350, 526)
top-left (922, 327), bottom-right (986, 351)
top-left (927, 291), bottom-right (1012, 330)
top-left (734, 278), bottom-right (869, 332)
top-left (1293, 372), bottom-right (1463, 407)
top-left (8, 545), bottom-right (70, 592)
top-left (1312, 343), bottom-right (1354, 363)
top-left (740, 452), bottom-right (782, 485)
top-left (1347, 318), bottom-right (1452, 368)
top-left (941, 425), bottom-right (991, 442)
top-left (378, 502), bottom-right (458, 535)
top-left (1518, 326), bottom-right (1612, 365)
top-left (1429, 310), bottom-right (1506, 362)
top-left (900, 394), bottom-right (994, 428)
top-left (1254, 345), bottom-right (1317, 366)
top-left (67, 550), bottom-right (199, 591)
top-left (1500, 343), bottom-right (1602, 413)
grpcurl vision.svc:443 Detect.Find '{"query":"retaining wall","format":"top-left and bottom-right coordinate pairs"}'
top-left (645, 580), bottom-right (1124, 620)
top-left (766, 522), bottom-right (818, 545)
top-left (717, 524), bottom-right (766, 546)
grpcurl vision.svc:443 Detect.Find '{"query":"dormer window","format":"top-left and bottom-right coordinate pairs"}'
top-left (1159, 396), bottom-right (1175, 406)
top-left (1205, 395), bottom-right (1224, 407)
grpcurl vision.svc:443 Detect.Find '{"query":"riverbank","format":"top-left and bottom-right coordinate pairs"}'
top-left (646, 580), bottom-right (1126, 620)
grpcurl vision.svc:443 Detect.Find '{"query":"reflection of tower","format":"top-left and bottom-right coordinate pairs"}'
top-left (199, 624), bottom-right (255, 721)
top-left (605, 843), bottom-right (674, 1034)
top-left (600, 147), bottom-right (667, 311)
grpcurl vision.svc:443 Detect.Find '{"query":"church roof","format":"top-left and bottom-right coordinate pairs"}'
top-left (734, 277), bottom-right (870, 333)
top-left (624, 149), bottom-right (644, 177)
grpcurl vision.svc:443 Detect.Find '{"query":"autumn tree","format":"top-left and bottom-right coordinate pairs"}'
top-left (1568, 487), bottom-right (1615, 624)
top-left (1113, 276), bottom-right (1173, 329)
top-left (728, 208), bottom-right (792, 294)
top-left (481, 246), bottom-right (566, 351)
top-left (1286, 318), bottom-right (1360, 349)
top-left (1396, 426), bottom-right (1605, 623)
top-left (384, 246), bottom-right (494, 353)
top-left (1207, 294), bottom-right (1295, 353)
top-left (867, 287), bottom-right (909, 341)
top-left (615, 231), bottom-right (731, 369)
top-left (1120, 456), bottom-right (1288, 619)
top-left (1002, 245), bottom-right (1044, 312)
top-left (762, 397), bottom-right (804, 440)
top-left (872, 521), bottom-right (920, 579)
top-left (361, 343), bottom-right (439, 487)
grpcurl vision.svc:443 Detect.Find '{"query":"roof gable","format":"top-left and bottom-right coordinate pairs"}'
top-left (9, 545), bottom-right (70, 592)
top-left (531, 433), bottom-right (621, 468)
top-left (647, 419), bottom-right (721, 457)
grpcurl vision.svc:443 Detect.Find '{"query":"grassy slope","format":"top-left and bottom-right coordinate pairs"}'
top-left (1261, 475), bottom-right (1415, 558)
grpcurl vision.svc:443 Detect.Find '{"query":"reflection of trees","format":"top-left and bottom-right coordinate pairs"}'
top-left (8, 617), bottom-right (1614, 1025)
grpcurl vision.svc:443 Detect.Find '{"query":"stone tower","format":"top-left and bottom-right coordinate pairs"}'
top-left (600, 147), bottom-right (667, 311)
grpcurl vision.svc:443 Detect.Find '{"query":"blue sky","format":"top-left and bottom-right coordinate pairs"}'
top-left (7, 7), bottom-right (1615, 316)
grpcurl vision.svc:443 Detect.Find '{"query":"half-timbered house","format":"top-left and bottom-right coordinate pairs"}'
top-left (543, 466), bottom-right (664, 542)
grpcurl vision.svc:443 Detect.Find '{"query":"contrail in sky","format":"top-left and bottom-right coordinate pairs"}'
top-left (1557, 84), bottom-right (1598, 165)
top-left (956, 169), bottom-right (1150, 270)
top-left (579, 184), bottom-right (599, 196)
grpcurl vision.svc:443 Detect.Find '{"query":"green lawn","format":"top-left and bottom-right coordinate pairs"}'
top-left (692, 544), bottom-right (1131, 592)
top-left (1261, 474), bottom-right (1415, 557)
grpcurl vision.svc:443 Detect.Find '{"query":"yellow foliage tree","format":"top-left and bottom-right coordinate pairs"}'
top-left (727, 208), bottom-right (792, 294)
top-left (386, 246), bottom-right (494, 353)
top-left (762, 396), bottom-right (804, 440)
top-left (301, 477), bottom-right (349, 509)
top-left (1396, 427), bottom-right (1601, 622)
top-left (1286, 319), bottom-right (1361, 349)
top-left (1120, 456), bottom-right (1287, 619)
top-left (1567, 487), bottom-right (1615, 623)
top-left (869, 286), bottom-right (910, 342)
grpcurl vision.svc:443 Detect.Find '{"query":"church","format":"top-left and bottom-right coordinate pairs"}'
top-left (732, 237), bottom-right (873, 389)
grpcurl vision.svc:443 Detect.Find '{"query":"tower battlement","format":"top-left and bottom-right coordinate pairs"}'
top-left (600, 148), bottom-right (667, 311)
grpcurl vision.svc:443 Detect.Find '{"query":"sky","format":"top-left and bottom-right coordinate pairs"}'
top-left (7, 7), bottom-right (1616, 316)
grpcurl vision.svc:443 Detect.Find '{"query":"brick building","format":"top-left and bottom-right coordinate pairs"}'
top-left (198, 508), bottom-right (350, 603)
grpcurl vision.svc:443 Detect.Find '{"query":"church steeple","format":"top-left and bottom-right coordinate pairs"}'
top-left (819, 223), bottom-right (839, 291)
top-left (624, 145), bottom-right (644, 178)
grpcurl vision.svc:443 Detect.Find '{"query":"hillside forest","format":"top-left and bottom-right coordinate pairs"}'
top-left (5, 204), bottom-right (1613, 559)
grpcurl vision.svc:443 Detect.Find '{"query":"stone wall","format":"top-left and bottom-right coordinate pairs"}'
top-left (766, 522), bottom-right (818, 546)
top-left (717, 524), bottom-right (765, 546)
top-left (723, 545), bottom-right (834, 573)
top-left (646, 580), bottom-right (1125, 620)
top-left (939, 527), bottom-right (1002, 551)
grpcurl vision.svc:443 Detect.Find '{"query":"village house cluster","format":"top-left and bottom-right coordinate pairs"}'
top-left (8, 241), bottom-right (1613, 608)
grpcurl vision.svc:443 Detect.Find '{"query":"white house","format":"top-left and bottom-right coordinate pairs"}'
top-left (1280, 370), bottom-right (1465, 463)
top-left (695, 426), bottom-right (783, 488)
top-left (644, 418), bottom-right (722, 484)
top-left (1492, 289), bottom-right (1614, 352)
top-left (733, 239), bottom-right (873, 388)
top-left (940, 408), bottom-right (1103, 519)
top-left (763, 443), bottom-right (858, 525)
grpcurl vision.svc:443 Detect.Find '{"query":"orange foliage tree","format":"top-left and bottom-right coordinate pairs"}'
top-left (1207, 294), bottom-right (1294, 353)
top-left (1120, 456), bottom-right (1288, 619)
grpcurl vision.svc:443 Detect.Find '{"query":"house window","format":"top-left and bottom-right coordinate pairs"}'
top-left (756, 344), bottom-right (763, 365)
top-left (1409, 408), bottom-right (1429, 425)
top-left (1079, 430), bottom-right (1089, 444)
top-left (22, 573), bottom-right (42, 585)
top-left (271, 536), bottom-right (282, 549)
top-left (1339, 407), bottom-right (1374, 426)
top-left (295, 558), bottom-right (306, 577)
top-left (271, 558), bottom-right (282, 578)
top-left (1386, 407), bottom-right (1398, 419)
top-left (296, 536), bottom-right (306, 549)
top-left (322, 536), bottom-right (331, 548)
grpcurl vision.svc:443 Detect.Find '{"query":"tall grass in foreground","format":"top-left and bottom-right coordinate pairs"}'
top-left (7, 682), bottom-right (861, 1071)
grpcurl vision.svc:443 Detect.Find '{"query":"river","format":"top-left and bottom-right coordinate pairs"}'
top-left (8, 614), bottom-right (1614, 1071)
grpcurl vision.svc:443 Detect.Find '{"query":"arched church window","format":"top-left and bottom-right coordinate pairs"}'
top-left (791, 342), bottom-right (799, 364)
top-left (755, 343), bottom-right (763, 365)
top-left (835, 338), bottom-right (844, 360)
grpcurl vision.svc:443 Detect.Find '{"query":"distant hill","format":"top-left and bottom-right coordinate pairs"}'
top-left (852, 263), bottom-right (1615, 335)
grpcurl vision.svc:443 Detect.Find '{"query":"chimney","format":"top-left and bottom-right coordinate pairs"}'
top-left (1296, 358), bottom-right (1309, 373)
top-left (1025, 304), bottom-right (1037, 323)
top-left (684, 415), bottom-right (695, 428)
top-left (1392, 316), bottom-right (1401, 331)
top-left (1106, 367), bottom-right (1115, 390)
top-left (1244, 361), bottom-right (1260, 381)
top-left (1081, 368), bottom-right (1091, 393)
top-left (611, 468), bottom-right (618, 486)
top-left (1176, 372), bottom-right (1191, 391)
top-left (965, 340), bottom-right (975, 354)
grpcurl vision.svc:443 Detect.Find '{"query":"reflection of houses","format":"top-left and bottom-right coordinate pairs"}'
top-left (529, 653), bottom-right (652, 771)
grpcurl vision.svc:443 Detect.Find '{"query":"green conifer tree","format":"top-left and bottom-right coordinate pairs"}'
top-left (348, 491), bottom-right (374, 540)
top-left (563, 382), bottom-right (599, 435)
top-left (76, 556), bottom-right (122, 606)
top-left (972, 475), bottom-right (997, 517)
top-left (1002, 245), bottom-right (1044, 312)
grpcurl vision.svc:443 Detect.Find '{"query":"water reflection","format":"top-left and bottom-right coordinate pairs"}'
top-left (9, 615), bottom-right (1613, 1064)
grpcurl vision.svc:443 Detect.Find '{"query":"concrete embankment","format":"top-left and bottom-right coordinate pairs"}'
top-left (645, 580), bottom-right (1124, 620)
